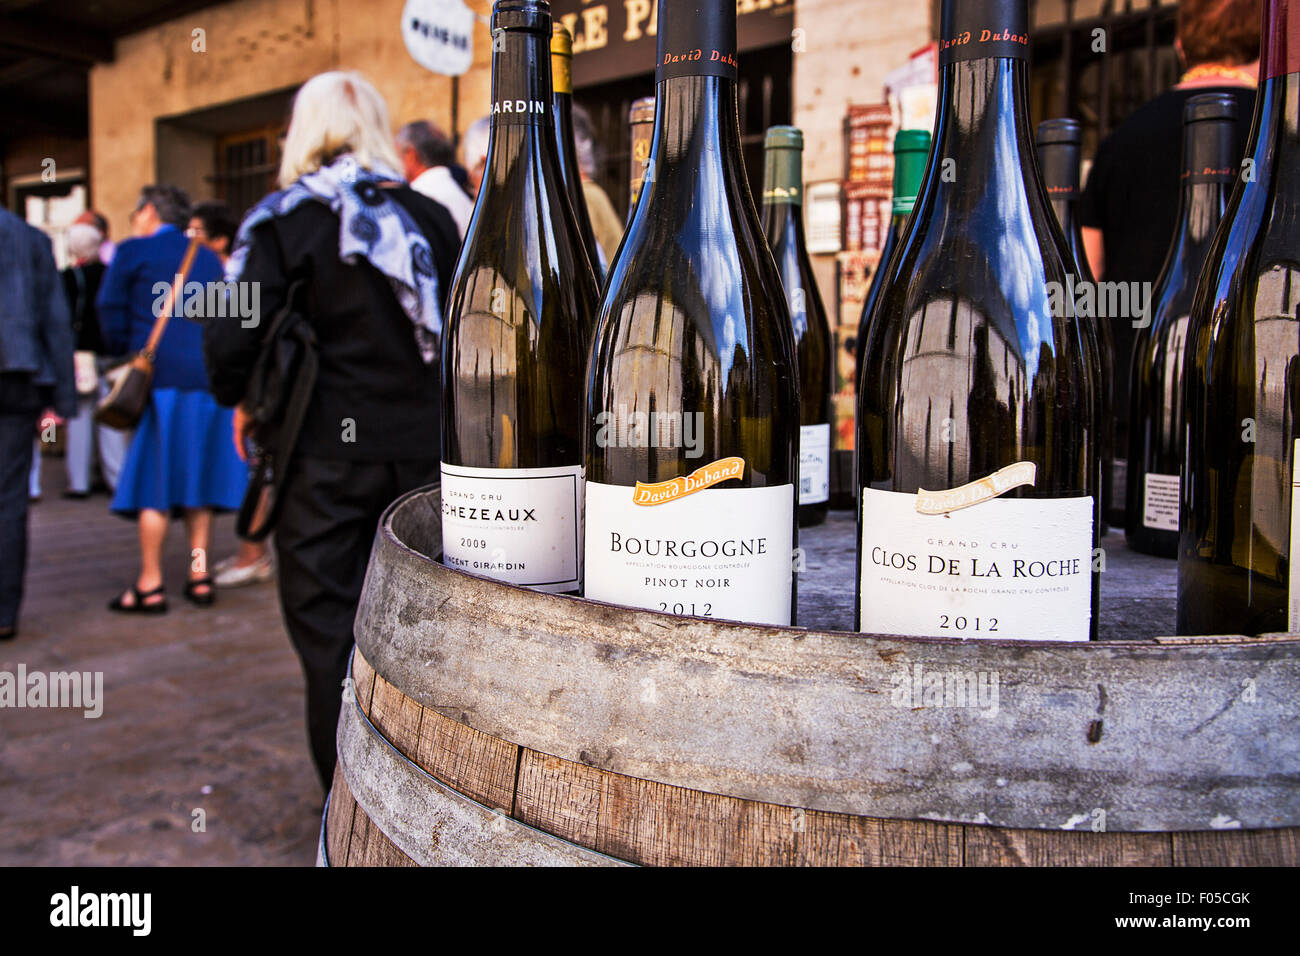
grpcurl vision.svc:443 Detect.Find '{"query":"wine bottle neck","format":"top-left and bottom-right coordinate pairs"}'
top-left (486, 25), bottom-right (556, 186)
top-left (1175, 114), bottom-right (1237, 243)
top-left (931, 57), bottom-right (1038, 194)
top-left (1178, 182), bottom-right (1230, 244)
top-left (489, 27), bottom-right (553, 129)
top-left (647, 74), bottom-right (742, 175)
top-left (1050, 197), bottom-right (1080, 234)
top-left (762, 151), bottom-right (803, 208)
top-left (762, 193), bottom-right (807, 250)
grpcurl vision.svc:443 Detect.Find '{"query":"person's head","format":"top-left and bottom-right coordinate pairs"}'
top-left (75, 209), bottom-right (109, 239)
top-left (65, 222), bottom-right (104, 266)
top-left (279, 71), bottom-right (404, 187)
top-left (1177, 0), bottom-right (1262, 68)
top-left (461, 117), bottom-right (492, 195)
top-left (188, 200), bottom-right (239, 261)
top-left (395, 121), bottom-right (456, 183)
top-left (130, 184), bottom-right (191, 237)
top-left (572, 103), bottom-right (599, 182)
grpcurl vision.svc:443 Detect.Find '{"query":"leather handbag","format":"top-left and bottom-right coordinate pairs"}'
top-left (95, 237), bottom-right (201, 430)
top-left (235, 278), bottom-right (318, 541)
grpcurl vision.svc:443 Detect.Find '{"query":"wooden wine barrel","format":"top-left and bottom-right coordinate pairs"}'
top-left (321, 485), bottom-right (1300, 866)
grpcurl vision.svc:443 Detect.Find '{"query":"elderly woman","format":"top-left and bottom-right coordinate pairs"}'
top-left (99, 184), bottom-right (247, 612)
top-left (204, 71), bottom-right (459, 790)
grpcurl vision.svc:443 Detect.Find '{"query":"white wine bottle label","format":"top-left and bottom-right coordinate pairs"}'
top-left (1142, 473), bottom-right (1180, 531)
top-left (1290, 440), bottom-right (1300, 632)
top-left (859, 487), bottom-right (1093, 641)
top-left (440, 462), bottom-right (583, 593)
top-left (1111, 459), bottom-right (1127, 511)
top-left (584, 479), bottom-right (794, 626)
top-left (799, 423), bottom-right (831, 505)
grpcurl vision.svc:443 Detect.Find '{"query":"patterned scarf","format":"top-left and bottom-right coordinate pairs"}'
top-left (225, 154), bottom-right (443, 363)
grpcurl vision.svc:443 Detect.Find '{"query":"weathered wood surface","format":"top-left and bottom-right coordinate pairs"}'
top-left (329, 675), bottom-right (624, 867)
top-left (326, 651), bottom-right (1299, 866)
top-left (352, 486), bottom-right (1300, 832)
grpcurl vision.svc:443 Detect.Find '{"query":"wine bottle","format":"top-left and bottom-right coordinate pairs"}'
top-left (762, 126), bottom-right (832, 527)
top-left (441, 0), bottom-right (600, 594)
top-left (585, 0), bottom-right (799, 627)
top-left (1178, 0), bottom-right (1299, 635)
top-left (551, 22), bottom-right (604, 282)
top-left (1128, 94), bottom-right (1238, 559)
top-left (1038, 117), bottom-right (1117, 537)
top-left (854, 129), bottom-right (930, 389)
top-left (856, 0), bottom-right (1099, 642)
top-left (628, 96), bottom-right (656, 215)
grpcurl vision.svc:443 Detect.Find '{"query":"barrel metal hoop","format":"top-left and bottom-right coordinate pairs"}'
top-left (316, 790), bottom-right (331, 868)
top-left (336, 660), bottom-right (629, 867)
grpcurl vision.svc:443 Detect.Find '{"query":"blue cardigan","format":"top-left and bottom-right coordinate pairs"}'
top-left (97, 225), bottom-right (224, 391)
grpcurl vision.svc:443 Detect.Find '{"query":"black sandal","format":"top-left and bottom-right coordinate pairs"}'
top-left (109, 584), bottom-right (168, 614)
top-left (184, 576), bottom-right (216, 607)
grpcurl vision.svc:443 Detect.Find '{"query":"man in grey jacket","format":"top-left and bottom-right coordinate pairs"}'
top-left (0, 206), bottom-right (75, 640)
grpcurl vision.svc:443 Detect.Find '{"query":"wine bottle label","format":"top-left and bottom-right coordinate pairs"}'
top-left (1111, 459), bottom-right (1128, 511)
top-left (440, 462), bottom-right (583, 592)
top-left (656, 0), bottom-right (738, 83)
top-left (800, 423), bottom-right (831, 505)
top-left (1142, 473), bottom-right (1180, 531)
top-left (584, 479), bottom-right (794, 626)
top-left (939, 0), bottom-right (1029, 66)
top-left (859, 488), bottom-right (1093, 641)
top-left (1290, 439), bottom-right (1300, 631)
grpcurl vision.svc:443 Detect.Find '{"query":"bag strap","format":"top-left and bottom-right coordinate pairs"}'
top-left (141, 236), bottom-right (202, 362)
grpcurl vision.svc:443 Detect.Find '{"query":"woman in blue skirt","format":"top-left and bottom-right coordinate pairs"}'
top-left (98, 184), bottom-right (247, 612)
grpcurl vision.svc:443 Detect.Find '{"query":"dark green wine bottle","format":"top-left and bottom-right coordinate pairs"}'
top-left (584, 0), bottom-right (799, 627)
top-left (1127, 94), bottom-right (1238, 559)
top-left (854, 129), bottom-right (929, 390)
top-left (441, 0), bottom-right (600, 594)
top-left (551, 22), bottom-right (604, 282)
top-left (762, 126), bottom-right (832, 528)
top-left (1038, 117), bottom-right (1116, 538)
top-left (856, 0), bottom-right (1099, 642)
top-left (1178, 0), bottom-right (1299, 635)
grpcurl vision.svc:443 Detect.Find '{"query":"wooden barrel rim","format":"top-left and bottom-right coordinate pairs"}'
top-left (352, 485), bottom-right (1300, 832)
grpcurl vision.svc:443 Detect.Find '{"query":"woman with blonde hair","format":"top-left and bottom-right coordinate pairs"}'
top-left (204, 70), bottom-right (460, 789)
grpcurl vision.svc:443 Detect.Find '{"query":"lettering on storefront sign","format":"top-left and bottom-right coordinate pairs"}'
top-left (552, 0), bottom-right (793, 86)
top-left (401, 0), bottom-right (476, 76)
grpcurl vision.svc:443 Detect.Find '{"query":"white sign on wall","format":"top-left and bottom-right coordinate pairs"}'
top-left (401, 0), bottom-right (475, 77)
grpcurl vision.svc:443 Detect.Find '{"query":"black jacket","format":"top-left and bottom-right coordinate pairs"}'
top-left (62, 261), bottom-right (106, 354)
top-left (204, 186), bottom-right (460, 461)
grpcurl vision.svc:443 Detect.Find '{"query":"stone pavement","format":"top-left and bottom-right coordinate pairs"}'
top-left (0, 455), bottom-right (320, 865)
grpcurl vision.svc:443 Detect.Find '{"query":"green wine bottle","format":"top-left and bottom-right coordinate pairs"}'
top-left (762, 126), bottom-right (833, 527)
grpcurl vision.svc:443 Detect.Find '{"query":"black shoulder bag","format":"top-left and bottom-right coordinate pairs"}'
top-left (235, 278), bottom-right (318, 541)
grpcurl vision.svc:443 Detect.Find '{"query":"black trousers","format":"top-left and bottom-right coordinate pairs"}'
top-left (273, 456), bottom-right (438, 790)
top-left (0, 374), bottom-right (43, 630)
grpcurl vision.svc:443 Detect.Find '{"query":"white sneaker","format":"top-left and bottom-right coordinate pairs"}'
top-left (213, 554), bottom-right (275, 588)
